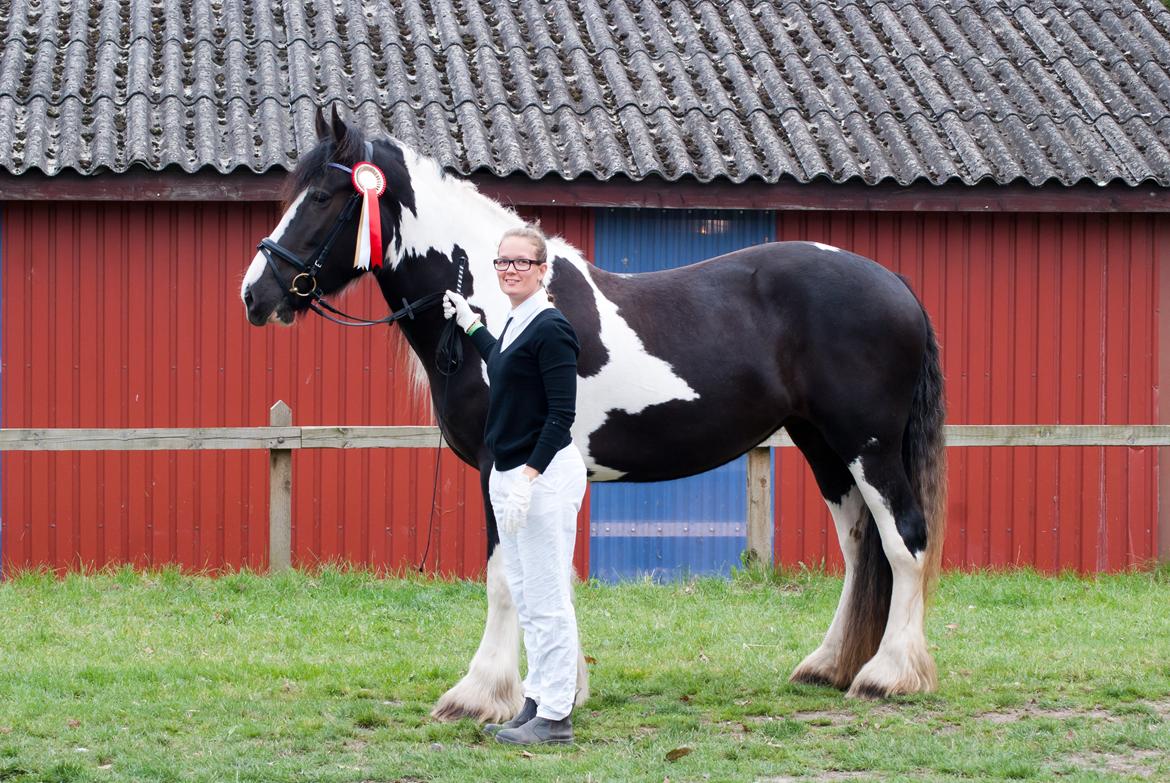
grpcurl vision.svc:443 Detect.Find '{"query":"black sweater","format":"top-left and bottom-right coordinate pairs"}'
top-left (470, 309), bottom-right (580, 472)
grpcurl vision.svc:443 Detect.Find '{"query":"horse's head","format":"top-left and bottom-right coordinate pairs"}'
top-left (240, 106), bottom-right (416, 326)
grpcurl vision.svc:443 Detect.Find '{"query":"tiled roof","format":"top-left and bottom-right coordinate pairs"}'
top-left (1, 0), bottom-right (1169, 186)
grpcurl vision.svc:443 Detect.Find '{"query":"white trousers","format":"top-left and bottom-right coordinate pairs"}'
top-left (489, 444), bottom-right (587, 721)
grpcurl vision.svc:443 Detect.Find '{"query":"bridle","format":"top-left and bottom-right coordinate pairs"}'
top-left (255, 140), bottom-right (453, 329)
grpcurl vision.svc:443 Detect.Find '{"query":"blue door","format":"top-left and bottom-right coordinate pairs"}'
top-left (588, 208), bottom-right (774, 581)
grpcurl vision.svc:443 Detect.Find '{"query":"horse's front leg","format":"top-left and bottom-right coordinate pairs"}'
top-left (431, 466), bottom-right (524, 723)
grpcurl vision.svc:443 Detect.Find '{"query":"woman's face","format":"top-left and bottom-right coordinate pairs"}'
top-left (496, 236), bottom-right (547, 304)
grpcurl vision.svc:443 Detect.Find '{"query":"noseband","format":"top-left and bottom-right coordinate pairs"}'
top-left (255, 141), bottom-right (453, 328)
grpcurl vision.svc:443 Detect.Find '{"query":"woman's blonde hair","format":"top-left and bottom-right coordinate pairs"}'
top-left (499, 224), bottom-right (548, 264)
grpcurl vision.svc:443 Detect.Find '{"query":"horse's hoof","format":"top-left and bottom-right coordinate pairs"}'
top-left (789, 666), bottom-right (840, 689)
top-left (789, 647), bottom-right (850, 690)
top-left (844, 647), bottom-right (937, 699)
top-left (844, 678), bottom-right (892, 700)
top-left (431, 672), bottom-right (523, 723)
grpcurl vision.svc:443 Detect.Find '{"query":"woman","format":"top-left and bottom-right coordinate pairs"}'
top-left (443, 225), bottom-right (586, 746)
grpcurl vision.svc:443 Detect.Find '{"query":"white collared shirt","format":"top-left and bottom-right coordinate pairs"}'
top-left (500, 287), bottom-right (554, 351)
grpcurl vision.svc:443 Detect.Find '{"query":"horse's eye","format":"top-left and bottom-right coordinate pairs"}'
top-left (310, 190), bottom-right (332, 204)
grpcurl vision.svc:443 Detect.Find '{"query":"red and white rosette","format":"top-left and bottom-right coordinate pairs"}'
top-left (351, 161), bottom-right (387, 270)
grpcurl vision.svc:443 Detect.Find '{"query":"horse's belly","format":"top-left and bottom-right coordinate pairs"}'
top-left (573, 388), bottom-right (782, 483)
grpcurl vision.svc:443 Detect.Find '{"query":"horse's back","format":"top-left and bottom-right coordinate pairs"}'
top-left (579, 240), bottom-right (925, 339)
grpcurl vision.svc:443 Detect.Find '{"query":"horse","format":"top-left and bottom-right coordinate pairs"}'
top-left (240, 107), bottom-right (947, 720)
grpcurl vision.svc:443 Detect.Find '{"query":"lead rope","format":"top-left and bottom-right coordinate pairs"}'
top-left (417, 258), bottom-right (466, 572)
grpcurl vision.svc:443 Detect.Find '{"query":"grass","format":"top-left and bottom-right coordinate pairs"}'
top-left (0, 564), bottom-right (1167, 782)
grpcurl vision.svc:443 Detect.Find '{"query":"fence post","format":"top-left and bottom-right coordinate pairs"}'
top-left (269, 401), bottom-right (293, 572)
top-left (746, 446), bottom-right (772, 566)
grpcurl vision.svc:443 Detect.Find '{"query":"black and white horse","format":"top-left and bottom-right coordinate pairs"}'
top-left (240, 108), bottom-right (947, 720)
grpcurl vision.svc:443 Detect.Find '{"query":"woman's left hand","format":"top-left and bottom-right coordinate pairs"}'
top-left (443, 290), bottom-right (479, 332)
top-left (501, 474), bottom-right (536, 535)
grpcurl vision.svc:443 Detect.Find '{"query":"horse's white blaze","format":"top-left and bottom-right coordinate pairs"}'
top-left (792, 486), bottom-right (865, 681)
top-left (846, 458), bottom-right (933, 694)
top-left (808, 241), bottom-right (842, 254)
top-left (241, 190), bottom-right (309, 299)
top-left (395, 146), bottom-right (699, 479)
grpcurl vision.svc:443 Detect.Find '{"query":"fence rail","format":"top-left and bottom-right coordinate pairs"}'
top-left (2, 401), bottom-right (1166, 570)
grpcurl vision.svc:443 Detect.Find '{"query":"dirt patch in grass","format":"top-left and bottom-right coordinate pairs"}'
top-left (978, 704), bottom-right (1120, 724)
top-left (978, 699), bottom-right (1170, 725)
top-left (1066, 749), bottom-right (1162, 777)
top-left (759, 773), bottom-right (871, 783)
top-left (789, 709), bottom-right (855, 726)
top-left (714, 720), bottom-right (751, 741)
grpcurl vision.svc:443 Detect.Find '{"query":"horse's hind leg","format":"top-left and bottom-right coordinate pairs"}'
top-left (786, 419), bottom-right (868, 690)
top-left (845, 448), bottom-right (937, 698)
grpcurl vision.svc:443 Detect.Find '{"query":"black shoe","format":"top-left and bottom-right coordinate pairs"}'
top-left (483, 697), bottom-right (537, 735)
top-left (495, 715), bottom-right (573, 745)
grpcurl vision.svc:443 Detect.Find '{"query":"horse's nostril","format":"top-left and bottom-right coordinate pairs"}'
top-left (244, 288), bottom-right (254, 308)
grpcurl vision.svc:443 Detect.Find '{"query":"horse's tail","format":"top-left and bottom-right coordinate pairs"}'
top-left (903, 310), bottom-right (948, 597)
top-left (837, 304), bottom-right (946, 687)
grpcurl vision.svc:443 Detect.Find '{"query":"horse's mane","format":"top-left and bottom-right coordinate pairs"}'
top-left (282, 126), bottom-right (369, 208)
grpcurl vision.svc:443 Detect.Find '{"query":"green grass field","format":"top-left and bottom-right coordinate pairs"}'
top-left (0, 565), bottom-right (1167, 782)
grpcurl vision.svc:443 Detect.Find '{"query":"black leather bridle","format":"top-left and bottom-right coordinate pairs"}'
top-left (255, 144), bottom-right (451, 329)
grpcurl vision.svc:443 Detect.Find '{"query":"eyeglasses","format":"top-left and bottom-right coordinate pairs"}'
top-left (493, 257), bottom-right (538, 272)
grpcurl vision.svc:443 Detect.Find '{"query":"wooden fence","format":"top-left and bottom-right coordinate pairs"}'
top-left (1, 401), bottom-right (1168, 570)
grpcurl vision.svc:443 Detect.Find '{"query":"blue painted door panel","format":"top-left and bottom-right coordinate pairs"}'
top-left (588, 208), bottom-right (774, 581)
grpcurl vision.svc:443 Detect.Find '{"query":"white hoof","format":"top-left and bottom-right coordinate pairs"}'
top-left (846, 644), bottom-right (936, 699)
top-left (431, 668), bottom-right (523, 723)
top-left (789, 644), bottom-right (849, 690)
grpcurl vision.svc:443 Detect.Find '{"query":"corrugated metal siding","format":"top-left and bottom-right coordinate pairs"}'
top-left (774, 212), bottom-right (1162, 573)
top-left (0, 201), bottom-right (595, 577)
top-left (589, 207), bottom-right (775, 581)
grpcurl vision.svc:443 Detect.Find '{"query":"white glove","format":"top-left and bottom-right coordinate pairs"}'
top-left (500, 476), bottom-right (535, 535)
top-left (443, 290), bottom-right (479, 332)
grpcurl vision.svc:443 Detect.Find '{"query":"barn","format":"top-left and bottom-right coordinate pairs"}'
top-left (1, 0), bottom-right (1168, 579)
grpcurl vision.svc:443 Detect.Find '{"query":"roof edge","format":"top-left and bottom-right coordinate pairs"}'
top-left (1, 169), bottom-right (1169, 213)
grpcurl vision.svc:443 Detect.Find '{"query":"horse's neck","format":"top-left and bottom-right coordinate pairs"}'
top-left (394, 315), bottom-right (487, 456)
top-left (395, 149), bottom-right (523, 273)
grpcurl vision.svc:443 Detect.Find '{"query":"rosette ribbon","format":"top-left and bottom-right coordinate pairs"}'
top-left (351, 162), bottom-right (387, 270)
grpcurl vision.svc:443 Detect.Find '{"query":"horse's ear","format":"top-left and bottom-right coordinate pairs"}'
top-left (329, 104), bottom-right (349, 147)
top-left (314, 105), bottom-right (350, 146)
top-left (314, 106), bottom-right (330, 140)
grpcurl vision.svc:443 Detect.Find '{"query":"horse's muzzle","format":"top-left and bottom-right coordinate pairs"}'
top-left (243, 285), bottom-right (294, 326)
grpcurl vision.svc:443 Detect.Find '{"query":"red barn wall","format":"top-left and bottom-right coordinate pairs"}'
top-left (774, 212), bottom-right (1163, 572)
top-left (0, 201), bottom-right (593, 577)
top-left (1, 201), bottom-right (1161, 575)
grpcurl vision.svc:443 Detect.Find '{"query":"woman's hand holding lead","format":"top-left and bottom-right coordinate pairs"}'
top-left (443, 290), bottom-right (479, 332)
top-left (500, 476), bottom-right (534, 535)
